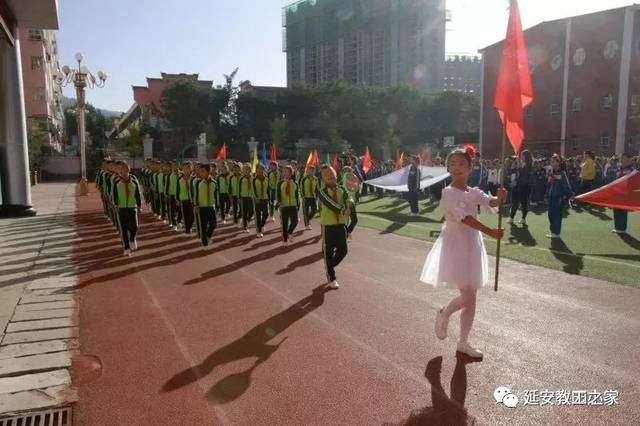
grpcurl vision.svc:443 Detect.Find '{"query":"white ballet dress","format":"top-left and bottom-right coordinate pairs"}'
top-left (420, 186), bottom-right (495, 290)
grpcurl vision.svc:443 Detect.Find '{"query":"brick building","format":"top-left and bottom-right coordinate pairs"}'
top-left (480, 5), bottom-right (640, 159)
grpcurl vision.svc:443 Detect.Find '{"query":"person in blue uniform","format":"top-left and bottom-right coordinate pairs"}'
top-left (545, 154), bottom-right (573, 239)
top-left (407, 155), bottom-right (421, 216)
top-left (612, 153), bottom-right (635, 234)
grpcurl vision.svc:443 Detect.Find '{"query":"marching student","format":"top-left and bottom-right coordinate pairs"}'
top-left (141, 159), bottom-right (153, 210)
top-left (317, 164), bottom-right (352, 290)
top-left (156, 162), bottom-right (168, 223)
top-left (194, 164), bottom-right (217, 248)
top-left (229, 162), bottom-right (242, 227)
top-left (276, 165), bottom-right (300, 246)
top-left (407, 155), bottom-right (422, 216)
top-left (612, 153), bottom-right (635, 234)
top-left (238, 163), bottom-right (255, 233)
top-left (150, 161), bottom-right (162, 219)
top-left (267, 161), bottom-right (279, 222)
top-left (422, 148), bottom-right (506, 360)
top-left (168, 161), bottom-right (181, 231)
top-left (301, 164), bottom-right (319, 230)
top-left (545, 154), bottom-right (573, 239)
top-left (216, 163), bottom-right (231, 224)
top-left (253, 163), bottom-right (270, 238)
top-left (340, 166), bottom-right (359, 240)
top-left (178, 162), bottom-right (195, 236)
top-left (190, 163), bottom-right (202, 240)
top-left (108, 161), bottom-right (120, 229)
top-left (112, 161), bottom-right (142, 256)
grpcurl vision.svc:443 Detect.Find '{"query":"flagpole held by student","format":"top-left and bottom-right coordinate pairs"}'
top-left (421, 148), bottom-right (506, 360)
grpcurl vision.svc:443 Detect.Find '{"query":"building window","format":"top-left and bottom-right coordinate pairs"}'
top-left (602, 94), bottom-right (613, 109)
top-left (550, 103), bottom-right (560, 115)
top-left (33, 87), bottom-right (46, 101)
top-left (28, 29), bottom-right (44, 40)
top-left (570, 135), bottom-right (578, 150)
top-left (31, 56), bottom-right (43, 70)
top-left (573, 48), bottom-right (586, 66)
top-left (600, 132), bottom-right (610, 147)
top-left (571, 98), bottom-right (582, 112)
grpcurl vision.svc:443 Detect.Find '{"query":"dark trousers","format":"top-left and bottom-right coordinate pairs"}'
top-left (580, 179), bottom-right (594, 195)
top-left (548, 197), bottom-right (563, 235)
top-left (407, 190), bottom-right (419, 214)
top-left (169, 195), bottom-right (180, 226)
top-left (303, 197), bottom-right (317, 226)
top-left (322, 224), bottom-right (348, 282)
top-left (241, 197), bottom-right (254, 230)
top-left (218, 193), bottom-right (230, 221)
top-left (197, 207), bottom-right (216, 246)
top-left (280, 206), bottom-right (298, 242)
top-left (180, 200), bottom-right (194, 234)
top-left (268, 190), bottom-right (277, 217)
top-left (159, 193), bottom-right (167, 220)
top-left (194, 206), bottom-right (201, 239)
top-left (152, 192), bottom-right (159, 215)
top-left (231, 196), bottom-right (240, 224)
top-left (118, 208), bottom-right (138, 250)
top-left (346, 204), bottom-right (358, 235)
top-left (510, 185), bottom-right (530, 219)
top-left (255, 200), bottom-right (269, 233)
top-left (613, 209), bottom-right (628, 232)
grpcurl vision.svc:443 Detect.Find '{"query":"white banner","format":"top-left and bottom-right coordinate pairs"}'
top-left (364, 166), bottom-right (450, 192)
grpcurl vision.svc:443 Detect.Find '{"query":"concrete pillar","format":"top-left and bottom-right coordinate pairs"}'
top-left (0, 37), bottom-right (36, 217)
top-left (247, 137), bottom-right (259, 160)
top-left (196, 133), bottom-right (207, 163)
top-left (143, 134), bottom-right (153, 159)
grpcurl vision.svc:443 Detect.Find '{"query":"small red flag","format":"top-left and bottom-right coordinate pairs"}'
top-left (362, 147), bottom-right (372, 175)
top-left (312, 149), bottom-right (320, 166)
top-left (494, 0), bottom-right (534, 155)
top-left (270, 144), bottom-right (277, 162)
top-left (576, 171), bottom-right (640, 211)
top-left (215, 144), bottom-right (227, 160)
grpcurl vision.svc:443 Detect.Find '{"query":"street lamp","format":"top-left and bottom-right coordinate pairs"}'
top-left (54, 52), bottom-right (107, 195)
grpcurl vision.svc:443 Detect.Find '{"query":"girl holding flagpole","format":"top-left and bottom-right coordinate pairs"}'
top-left (421, 148), bottom-right (506, 359)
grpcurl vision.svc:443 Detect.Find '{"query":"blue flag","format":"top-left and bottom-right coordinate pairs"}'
top-left (262, 143), bottom-right (268, 169)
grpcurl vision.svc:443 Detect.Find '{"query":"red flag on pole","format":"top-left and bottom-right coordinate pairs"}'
top-left (575, 170), bottom-right (640, 211)
top-left (215, 144), bottom-right (227, 160)
top-left (312, 149), bottom-right (320, 166)
top-left (269, 144), bottom-right (277, 162)
top-left (362, 147), bottom-right (372, 175)
top-left (494, 0), bottom-right (534, 154)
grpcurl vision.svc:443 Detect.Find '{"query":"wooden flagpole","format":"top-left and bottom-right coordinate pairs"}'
top-left (494, 127), bottom-right (507, 291)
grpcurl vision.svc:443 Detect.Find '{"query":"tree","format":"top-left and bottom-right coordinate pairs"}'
top-left (270, 116), bottom-right (287, 156)
top-left (161, 80), bottom-right (209, 156)
top-left (118, 125), bottom-right (143, 157)
top-left (27, 123), bottom-right (47, 170)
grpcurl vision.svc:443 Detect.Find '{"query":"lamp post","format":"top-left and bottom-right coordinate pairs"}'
top-left (54, 53), bottom-right (107, 195)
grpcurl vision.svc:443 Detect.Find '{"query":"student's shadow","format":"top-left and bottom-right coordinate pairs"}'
top-left (162, 285), bottom-right (331, 403)
top-left (550, 238), bottom-right (584, 275)
top-left (385, 355), bottom-right (479, 425)
top-left (508, 223), bottom-right (536, 247)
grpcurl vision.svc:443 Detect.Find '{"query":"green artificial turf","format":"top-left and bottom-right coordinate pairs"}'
top-left (356, 193), bottom-right (640, 287)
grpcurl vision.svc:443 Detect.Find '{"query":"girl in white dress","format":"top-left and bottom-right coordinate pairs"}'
top-left (420, 147), bottom-right (506, 359)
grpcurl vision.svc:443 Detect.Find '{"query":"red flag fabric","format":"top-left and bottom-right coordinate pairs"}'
top-left (270, 144), bottom-right (277, 162)
top-left (312, 149), bottom-right (320, 166)
top-left (362, 147), bottom-right (372, 175)
top-left (575, 170), bottom-right (640, 211)
top-left (494, 0), bottom-right (534, 155)
top-left (215, 144), bottom-right (227, 160)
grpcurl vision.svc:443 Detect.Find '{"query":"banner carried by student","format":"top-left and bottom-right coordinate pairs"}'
top-left (365, 166), bottom-right (449, 192)
top-left (575, 170), bottom-right (640, 211)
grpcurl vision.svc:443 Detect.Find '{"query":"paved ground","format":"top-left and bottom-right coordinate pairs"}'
top-left (0, 183), bottom-right (78, 416)
top-left (71, 186), bottom-right (639, 425)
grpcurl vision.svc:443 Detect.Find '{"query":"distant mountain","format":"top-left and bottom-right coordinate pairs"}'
top-left (62, 96), bottom-right (123, 118)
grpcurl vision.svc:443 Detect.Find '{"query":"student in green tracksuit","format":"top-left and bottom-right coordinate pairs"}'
top-left (229, 163), bottom-right (241, 226)
top-left (217, 163), bottom-right (231, 224)
top-left (156, 162), bottom-right (168, 223)
top-left (150, 161), bottom-right (161, 218)
top-left (275, 165), bottom-right (300, 246)
top-left (267, 161), bottom-right (279, 222)
top-left (178, 162), bottom-right (194, 235)
top-left (253, 163), bottom-right (270, 238)
top-left (194, 164), bottom-right (217, 248)
top-left (301, 164), bottom-right (319, 230)
top-left (168, 162), bottom-right (181, 231)
top-left (317, 164), bottom-right (352, 289)
top-left (112, 161), bottom-right (142, 256)
top-left (238, 163), bottom-right (255, 233)
top-left (189, 163), bottom-right (201, 240)
top-left (340, 166), bottom-right (359, 240)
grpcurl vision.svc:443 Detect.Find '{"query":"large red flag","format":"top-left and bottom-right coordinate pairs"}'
top-left (270, 144), bottom-right (277, 162)
top-left (494, 0), bottom-right (534, 154)
top-left (215, 144), bottom-right (227, 160)
top-left (362, 147), bottom-right (372, 175)
top-left (575, 170), bottom-right (640, 211)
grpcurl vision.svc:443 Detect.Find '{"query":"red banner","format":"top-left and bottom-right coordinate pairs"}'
top-left (575, 170), bottom-right (640, 211)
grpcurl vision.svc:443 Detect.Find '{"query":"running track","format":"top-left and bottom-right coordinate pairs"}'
top-left (73, 188), bottom-right (639, 425)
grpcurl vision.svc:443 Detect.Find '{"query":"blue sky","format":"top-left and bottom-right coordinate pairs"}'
top-left (56, 0), bottom-right (637, 112)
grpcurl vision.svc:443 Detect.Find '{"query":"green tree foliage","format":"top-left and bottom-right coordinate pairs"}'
top-left (118, 125), bottom-right (143, 157)
top-left (27, 123), bottom-right (47, 170)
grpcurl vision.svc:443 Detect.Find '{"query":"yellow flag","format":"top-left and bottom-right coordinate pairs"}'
top-left (306, 151), bottom-right (313, 165)
top-left (251, 149), bottom-right (259, 173)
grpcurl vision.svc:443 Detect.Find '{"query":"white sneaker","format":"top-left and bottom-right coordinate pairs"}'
top-left (222, 220), bottom-right (227, 225)
top-left (123, 249), bottom-right (131, 257)
top-left (545, 233), bottom-right (560, 239)
top-left (434, 307), bottom-right (448, 340)
top-left (163, 220), bottom-right (168, 224)
top-left (327, 280), bottom-right (340, 289)
top-left (244, 229), bottom-right (250, 234)
top-left (270, 216), bottom-right (275, 222)
top-left (282, 240), bottom-right (289, 247)
top-left (131, 240), bottom-right (138, 250)
top-left (456, 342), bottom-right (483, 359)
top-left (288, 235), bottom-right (295, 244)
top-left (348, 233), bottom-right (353, 241)
top-left (173, 226), bottom-right (178, 231)
top-left (612, 229), bottom-right (626, 234)
top-left (305, 225), bottom-right (312, 230)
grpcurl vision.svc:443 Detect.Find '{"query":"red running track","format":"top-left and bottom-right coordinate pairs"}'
top-left (73, 188), bottom-right (640, 425)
